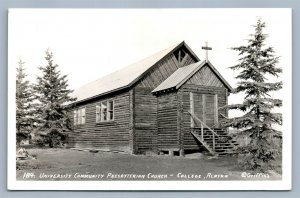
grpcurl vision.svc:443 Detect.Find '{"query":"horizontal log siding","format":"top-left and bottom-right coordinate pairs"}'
top-left (180, 85), bottom-right (228, 150)
top-left (134, 87), bottom-right (158, 153)
top-left (132, 48), bottom-right (197, 153)
top-left (70, 92), bottom-right (131, 152)
top-left (129, 89), bottom-right (135, 153)
top-left (157, 92), bottom-right (179, 150)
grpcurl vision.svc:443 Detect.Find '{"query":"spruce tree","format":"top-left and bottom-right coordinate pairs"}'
top-left (221, 19), bottom-right (282, 171)
top-left (34, 49), bottom-right (76, 147)
top-left (16, 59), bottom-right (34, 145)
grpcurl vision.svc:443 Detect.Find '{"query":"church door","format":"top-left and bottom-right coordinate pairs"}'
top-left (190, 92), bottom-right (218, 128)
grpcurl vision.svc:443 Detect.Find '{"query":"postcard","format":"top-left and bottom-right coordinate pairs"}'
top-left (7, 8), bottom-right (292, 190)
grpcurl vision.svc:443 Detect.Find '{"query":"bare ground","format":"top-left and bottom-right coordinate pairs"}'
top-left (16, 148), bottom-right (282, 181)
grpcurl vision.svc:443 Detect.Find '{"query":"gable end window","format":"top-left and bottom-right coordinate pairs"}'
top-left (173, 49), bottom-right (187, 63)
top-left (96, 100), bottom-right (114, 122)
top-left (74, 108), bottom-right (86, 125)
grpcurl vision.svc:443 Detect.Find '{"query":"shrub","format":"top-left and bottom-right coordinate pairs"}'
top-left (32, 129), bottom-right (68, 148)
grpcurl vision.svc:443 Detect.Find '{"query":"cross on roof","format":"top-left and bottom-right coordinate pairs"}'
top-left (201, 41), bottom-right (212, 62)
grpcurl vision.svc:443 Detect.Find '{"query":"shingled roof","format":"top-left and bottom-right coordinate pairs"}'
top-left (73, 41), bottom-right (199, 103)
top-left (152, 60), bottom-right (233, 94)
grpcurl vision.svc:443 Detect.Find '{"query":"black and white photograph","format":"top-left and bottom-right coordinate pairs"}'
top-left (7, 8), bottom-right (292, 190)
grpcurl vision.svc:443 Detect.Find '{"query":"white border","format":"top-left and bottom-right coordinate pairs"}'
top-left (7, 8), bottom-right (292, 191)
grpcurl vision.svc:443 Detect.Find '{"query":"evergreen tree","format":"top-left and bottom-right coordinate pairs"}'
top-left (16, 59), bottom-right (34, 145)
top-left (34, 49), bottom-right (76, 147)
top-left (221, 19), bottom-right (282, 171)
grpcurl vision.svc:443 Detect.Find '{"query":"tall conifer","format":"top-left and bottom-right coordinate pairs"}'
top-left (34, 49), bottom-right (76, 147)
top-left (221, 19), bottom-right (282, 171)
top-left (16, 59), bottom-right (34, 145)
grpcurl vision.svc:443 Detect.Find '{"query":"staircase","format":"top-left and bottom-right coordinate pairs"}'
top-left (191, 128), bottom-right (238, 156)
top-left (188, 111), bottom-right (238, 156)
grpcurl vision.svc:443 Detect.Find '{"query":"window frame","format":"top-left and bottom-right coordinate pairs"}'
top-left (96, 100), bottom-right (114, 123)
top-left (74, 107), bottom-right (86, 125)
top-left (96, 105), bottom-right (101, 123)
top-left (108, 100), bottom-right (114, 121)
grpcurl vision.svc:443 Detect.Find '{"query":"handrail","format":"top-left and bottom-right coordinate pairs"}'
top-left (188, 111), bottom-right (237, 153)
top-left (190, 131), bottom-right (216, 155)
top-left (188, 111), bottom-right (219, 151)
top-left (220, 113), bottom-right (228, 119)
top-left (191, 111), bottom-right (237, 150)
top-left (188, 111), bottom-right (219, 137)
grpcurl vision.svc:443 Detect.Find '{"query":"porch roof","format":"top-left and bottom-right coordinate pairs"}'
top-left (152, 60), bottom-right (233, 94)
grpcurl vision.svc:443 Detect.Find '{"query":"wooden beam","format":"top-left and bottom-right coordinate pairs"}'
top-left (190, 92), bottom-right (194, 128)
top-left (129, 89), bottom-right (136, 154)
top-left (214, 94), bottom-right (218, 127)
top-left (202, 94), bottom-right (206, 125)
top-left (181, 53), bottom-right (189, 66)
top-left (178, 90), bottom-right (184, 155)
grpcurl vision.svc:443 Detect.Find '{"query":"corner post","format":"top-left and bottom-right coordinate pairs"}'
top-left (129, 89), bottom-right (136, 154)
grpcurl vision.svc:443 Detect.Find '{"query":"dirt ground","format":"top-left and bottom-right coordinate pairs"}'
top-left (16, 148), bottom-right (282, 181)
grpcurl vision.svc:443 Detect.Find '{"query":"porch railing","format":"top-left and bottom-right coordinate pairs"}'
top-left (188, 111), bottom-right (219, 151)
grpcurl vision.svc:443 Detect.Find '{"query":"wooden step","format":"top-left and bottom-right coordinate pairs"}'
top-left (190, 131), bottom-right (217, 156)
top-left (202, 135), bottom-right (230, 139)
top-left (215, 145), bottom-right (234, 148)
top-left (205, 142), bottom-right (235, 145)
top-left (188, 111), bottom-right (237, 156)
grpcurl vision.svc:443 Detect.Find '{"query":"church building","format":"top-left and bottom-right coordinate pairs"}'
top-left (70, 41), bottom-right (237, 156)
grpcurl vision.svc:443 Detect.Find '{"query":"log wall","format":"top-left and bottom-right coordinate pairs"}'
top-left (133, 46), bottom-right (197, 153)
top-left (134, 87), bottom-right (158, 153)
top-left (70, 91), bottom-right (131, 152)
top-left (157, 92), bottom-right (179, 150)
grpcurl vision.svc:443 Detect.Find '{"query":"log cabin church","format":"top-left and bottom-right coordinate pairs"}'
top-left (70, 41), bottom-right (237, 156)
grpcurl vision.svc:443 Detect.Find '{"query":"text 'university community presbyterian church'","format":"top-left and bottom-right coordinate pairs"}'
top-left (69, 41), bottom-right (238, 156)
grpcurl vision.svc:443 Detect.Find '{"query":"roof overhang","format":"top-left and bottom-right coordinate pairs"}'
top-left (152, 60), bottom-right (233, 95)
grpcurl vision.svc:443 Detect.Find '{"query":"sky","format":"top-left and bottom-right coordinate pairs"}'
top-left (8, 8), bottom-right (291, 113)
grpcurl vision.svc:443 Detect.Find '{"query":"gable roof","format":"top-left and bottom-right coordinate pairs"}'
top-left (73, 41), bottom-right (199, 103)
top-left (152, 60), bottom-right (233, 94)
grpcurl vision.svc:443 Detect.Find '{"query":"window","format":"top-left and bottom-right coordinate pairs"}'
top-left (96, 100), bottom-right (114, 122)
top-left (81, 108), bottom-right (86, 124)
top-left (74, 110), bottom-right (78, 125)
top-left (96, 105), bottom-right (101, 123)
top-left (108, 101), bottom-right (114, 120)
top-left (101, 102), bottom-right (107, 121)
top-left (74, 108), bottom-right (86, 125)
top-left (173, 49), bottom-right (187, 63)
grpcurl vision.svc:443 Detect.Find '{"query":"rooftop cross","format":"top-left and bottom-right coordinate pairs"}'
top-left (201, 41), bottom-right (212, 62)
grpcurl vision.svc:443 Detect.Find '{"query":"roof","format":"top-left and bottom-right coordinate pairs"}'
top-left (152, 60), bottom-right (233, 93)
top-left (152, 61), bottom-right (205, 93)
top-left (73, 41), bottom-right (199, 103)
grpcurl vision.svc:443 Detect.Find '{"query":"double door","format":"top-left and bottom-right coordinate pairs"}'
top-left (190, 92), bottom-right (218, 128)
